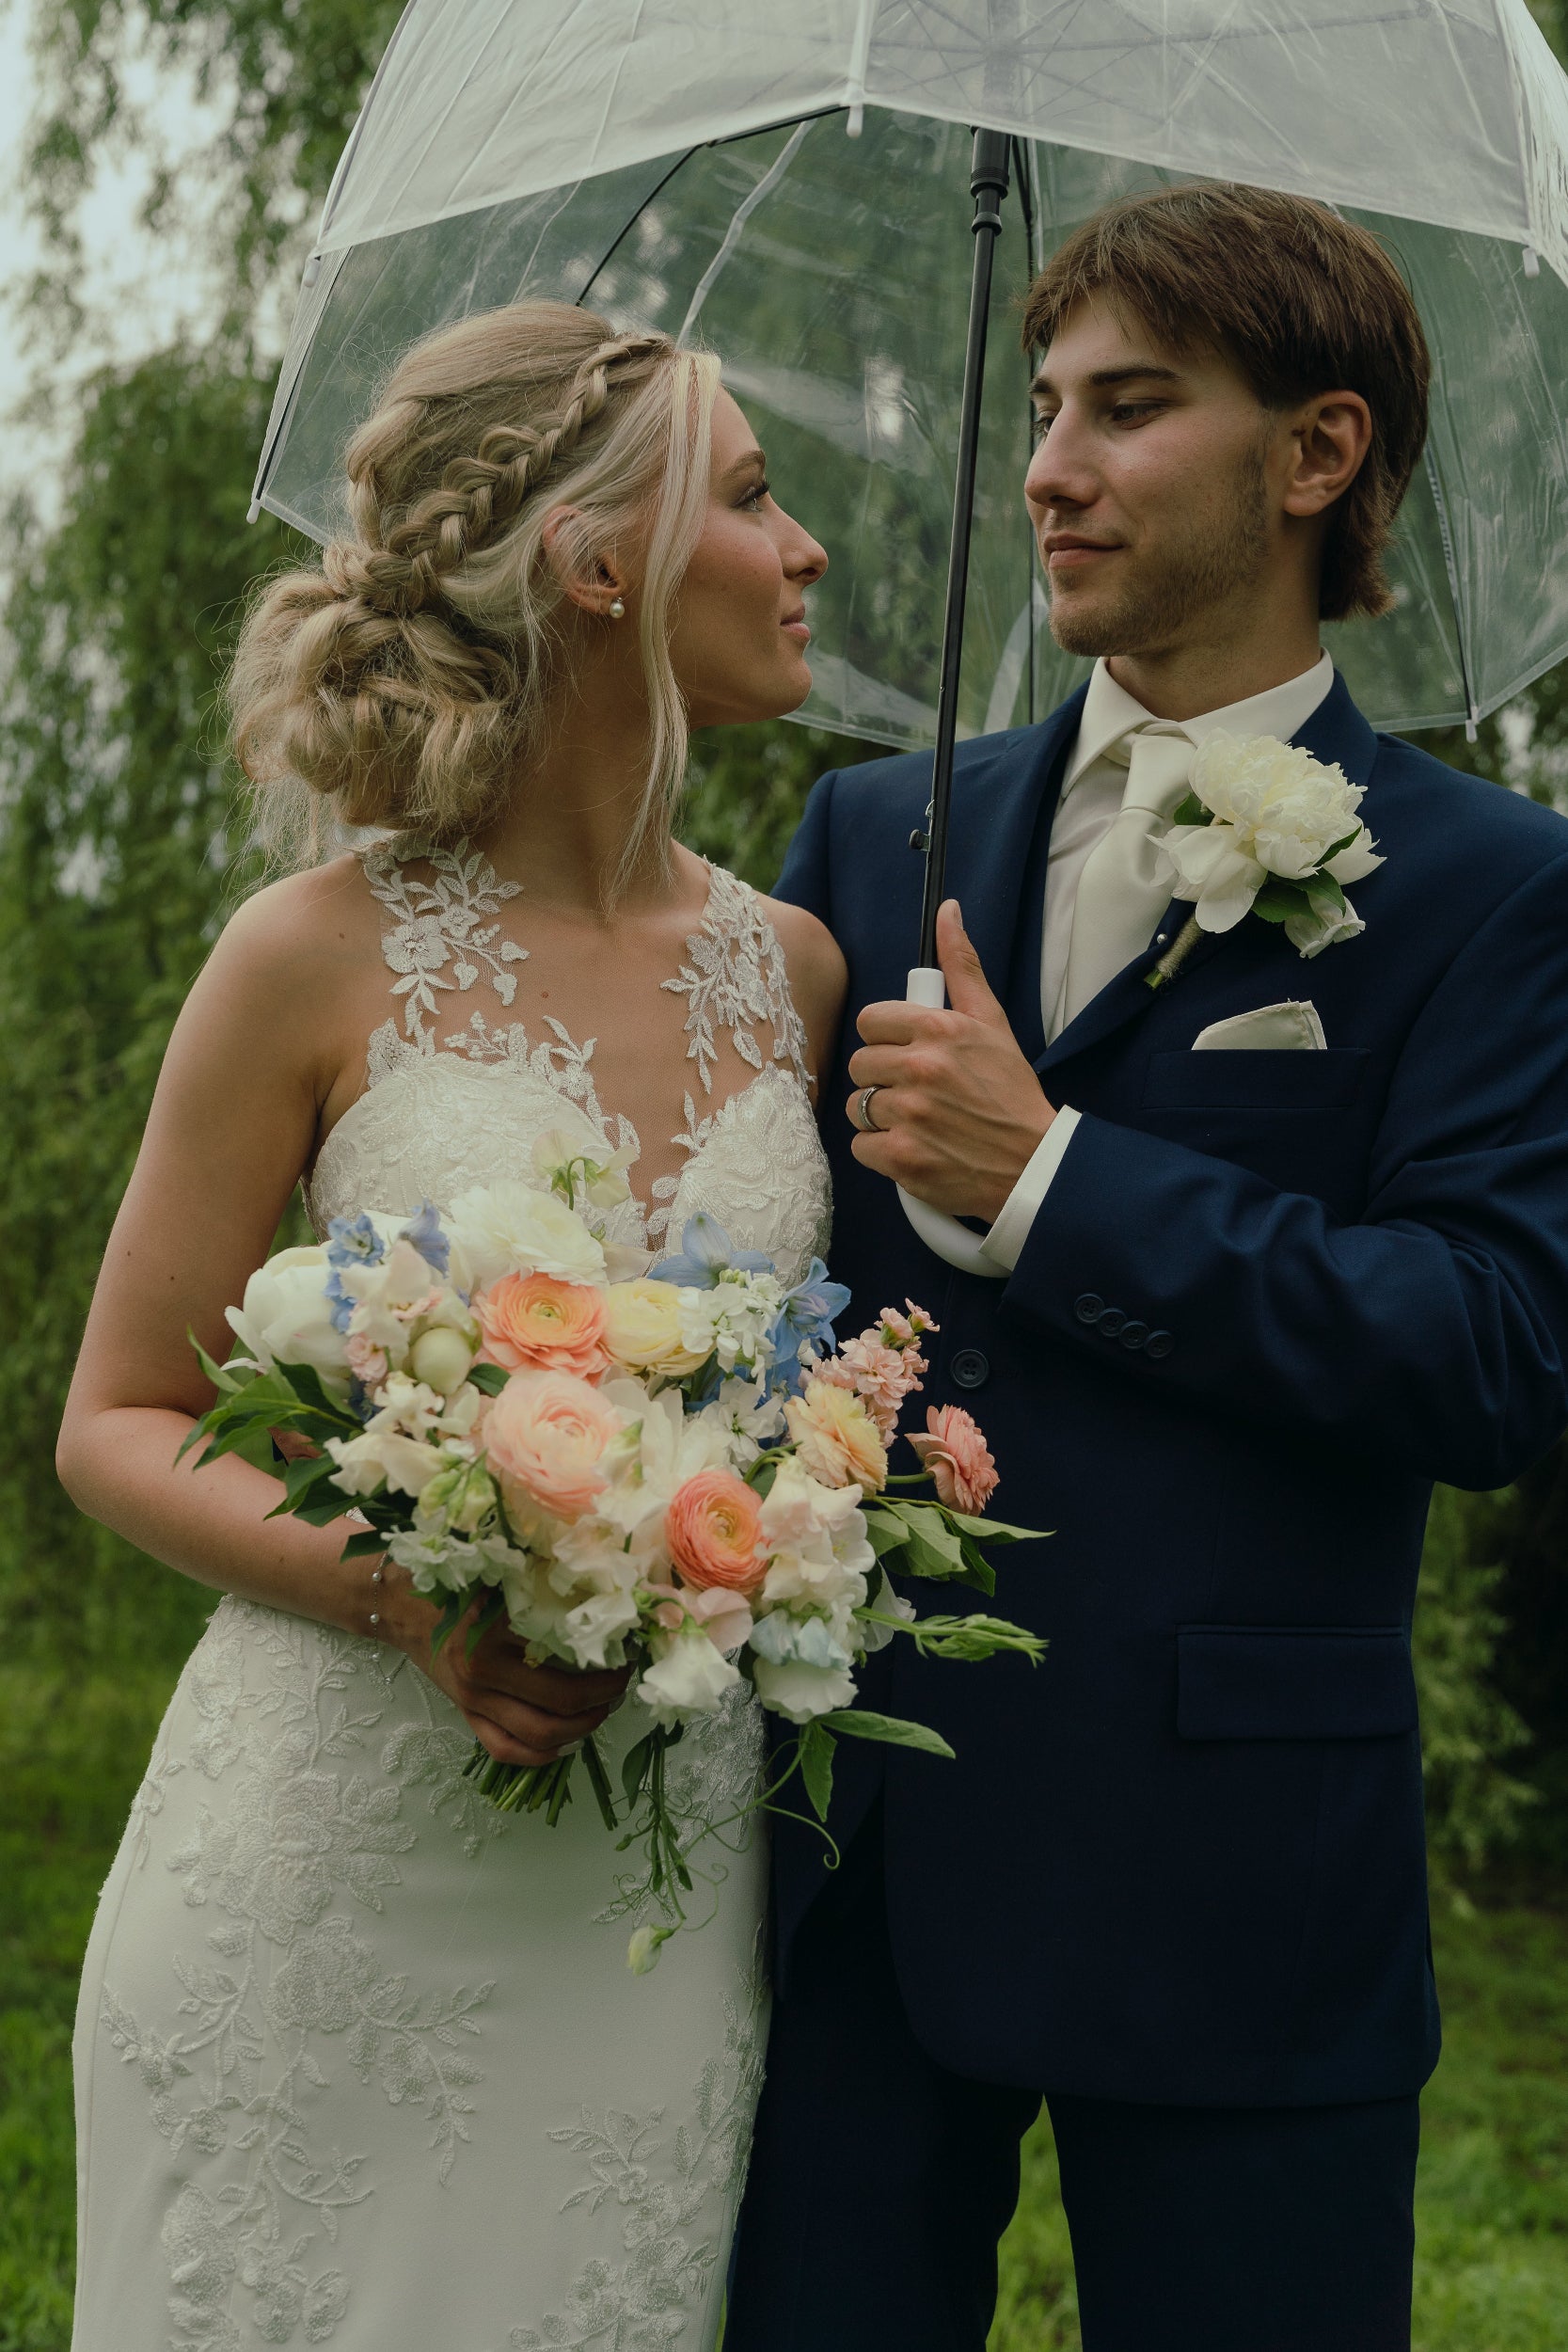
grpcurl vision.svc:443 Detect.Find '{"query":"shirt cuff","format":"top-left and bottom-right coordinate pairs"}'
top-left (980, 1107), bottom-right (1083, 1273)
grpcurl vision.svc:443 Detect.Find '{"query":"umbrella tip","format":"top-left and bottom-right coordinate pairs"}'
top-left (847, 103), bottom-right (864, 136)
top-left (1523, 244), bottom-right (1541, 278)
top-left (246, 499), bottom-right (261, 525)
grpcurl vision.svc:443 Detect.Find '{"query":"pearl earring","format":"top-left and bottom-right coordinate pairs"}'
top-left (609, 596), bottom-right (626, 620)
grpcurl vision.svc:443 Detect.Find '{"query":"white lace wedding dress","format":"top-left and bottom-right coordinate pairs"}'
top-left (71, 842), bottom-right (832, 2352)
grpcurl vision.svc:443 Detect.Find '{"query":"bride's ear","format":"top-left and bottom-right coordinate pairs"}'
top-left (541, 505), bottom-right (627, 620)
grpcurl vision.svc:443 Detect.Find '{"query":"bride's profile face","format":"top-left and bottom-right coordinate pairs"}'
top-left (667, 389), bottom-right (829, 729)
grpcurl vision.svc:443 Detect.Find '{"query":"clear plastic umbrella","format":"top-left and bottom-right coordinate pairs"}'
top-left (250, 0), bottom-right (1568, 1265)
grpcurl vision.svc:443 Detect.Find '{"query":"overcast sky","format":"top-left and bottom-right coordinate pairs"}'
top-left (0, 0), bottom-right (237, 510)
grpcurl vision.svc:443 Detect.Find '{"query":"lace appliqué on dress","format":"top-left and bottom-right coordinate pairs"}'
top-left (508, 1940), bottom-right (768, 2352)
top-left (103, 1601), bottom-right (501, 2348)
top-left (661, 861), bottom-right (811, 1097)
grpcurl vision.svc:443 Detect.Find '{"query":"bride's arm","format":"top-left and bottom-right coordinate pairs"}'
top-left (56, 866), bottom-right (625, 1765)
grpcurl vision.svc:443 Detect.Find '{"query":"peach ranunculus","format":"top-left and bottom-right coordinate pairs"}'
top-left (908, 1404), bottom-right (999, 1514)
top-left (478, 1271), bottom-right (610, 1381)
top-left (483, 1369), bottom-right (622, 1527)
top-left (666, 1470), bottom-right (768, 1597)
top-left (784, 1378), bottom-right (889, 1493)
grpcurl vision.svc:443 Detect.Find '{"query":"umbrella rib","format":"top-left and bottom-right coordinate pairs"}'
top-left (677, 120), bottom-right (814, 342)
top-left (578, 149), bottom-right (701, 309)
top-left (1422, 442), bottom-right (1478, 733)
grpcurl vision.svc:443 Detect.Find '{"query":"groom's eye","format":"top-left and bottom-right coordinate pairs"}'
top-left (1030, 411), bottom-right (1056, 442)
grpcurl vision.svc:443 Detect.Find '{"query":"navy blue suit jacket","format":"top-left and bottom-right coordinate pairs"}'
top-left (770, 672), bottom-right (1568, 2106)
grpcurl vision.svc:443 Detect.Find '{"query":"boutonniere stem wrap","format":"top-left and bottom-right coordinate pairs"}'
top-left (1145, 732), bottom-right (1384, 993)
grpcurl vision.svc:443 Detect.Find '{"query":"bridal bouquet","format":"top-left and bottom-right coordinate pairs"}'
top-left (184, 1135), bottom-right (1043, 1964)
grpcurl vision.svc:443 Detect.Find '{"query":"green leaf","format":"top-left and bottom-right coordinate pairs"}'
top-left (1251, 881), bottom-right (1308, 924)
top-left (816, 1709), bottom-right (956, 1760)
top-left (190, 1334), bottom-right (245, 1394)
top-left (1321, 827), bottom-right (1364, 865)
top-left (622, 1731), bottom-right (657, 1812)
top-left (467, 1361), bottom-right (510, 1396)
top-left (272, 1357), bottom-right (359, 1429)
top-left (797, 1720), bottom-right (838, 1820)
top-left (862, 1504), bottom-right (915, 1558)
top-left (428, 1599), bottom-right (463, 1661)
top-left (338, 1529), bottom-right (387, 1562)
top-left (1170, 790), bottom-right (1211, 828)
top-left (936, 1507), bottom-right (1050, 1546)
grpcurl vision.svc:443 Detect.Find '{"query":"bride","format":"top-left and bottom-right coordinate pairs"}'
top-left (56, 302), bottom-right (840, 2351)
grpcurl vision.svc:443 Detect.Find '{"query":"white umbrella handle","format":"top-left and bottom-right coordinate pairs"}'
top-left (895, 967), bottom-right (1007, 1278)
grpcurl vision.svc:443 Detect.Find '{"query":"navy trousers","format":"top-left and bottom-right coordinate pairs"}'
top-left (727, 1813), bottom-right (1419, 2352)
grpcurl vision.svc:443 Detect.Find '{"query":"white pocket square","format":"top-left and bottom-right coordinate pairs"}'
top-left (1192, 1001), bottom-right (1327, 1052)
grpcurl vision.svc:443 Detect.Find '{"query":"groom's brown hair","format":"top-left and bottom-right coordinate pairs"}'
top-left (1021, 183), bottom-right (1431, 624)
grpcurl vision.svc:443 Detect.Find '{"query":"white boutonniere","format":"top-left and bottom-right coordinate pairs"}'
top-left (1146, 733), bottom-right (1384, 992)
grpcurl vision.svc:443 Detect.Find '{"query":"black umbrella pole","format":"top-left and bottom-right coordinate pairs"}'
top-left (917, 128), bottom-right (1012, 972)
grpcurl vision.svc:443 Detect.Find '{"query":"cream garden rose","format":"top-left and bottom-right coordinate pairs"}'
top-left (601, 1278), bottom-right (710, 1378)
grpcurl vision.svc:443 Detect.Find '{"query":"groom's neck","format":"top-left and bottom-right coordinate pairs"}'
top-left (1105, 583), bottom-right (1324, 723)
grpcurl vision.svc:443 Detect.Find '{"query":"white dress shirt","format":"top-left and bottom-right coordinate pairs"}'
top-left (980, 651), bottom-right (1335, 1273)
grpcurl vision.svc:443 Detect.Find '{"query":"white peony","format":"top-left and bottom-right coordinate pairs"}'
top-left (636, 1626), bottom-right (743, 1724)
top-left (446, 1180), bottom-right (607, 1293)
top-left (1157, 732), bottom-right (1383, 938)
top-left (225, 1246), bottom-right (348, 1395)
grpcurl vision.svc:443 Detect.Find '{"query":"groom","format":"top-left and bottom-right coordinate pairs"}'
top-left (726, 183), bottom-right (1568, 2350)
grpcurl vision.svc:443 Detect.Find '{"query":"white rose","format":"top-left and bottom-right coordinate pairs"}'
top-left (601, 1279), bottom-right (709, 1378)
top-left (635, 1627), bottom-right (742, 1724)
top-left (225, 1246), bottom-right (348, 1394)
top-left (447, 1180), bottom-right (607, 1293)
top-left (752, 1656), bottom-right (858, 1724)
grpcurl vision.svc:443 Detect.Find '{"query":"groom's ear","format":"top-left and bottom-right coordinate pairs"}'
top-left (936, 901), bottom-right (1006, 1026)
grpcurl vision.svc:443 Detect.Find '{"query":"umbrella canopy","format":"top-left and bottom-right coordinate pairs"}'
top-left (254, 0), bottom-right (1568, 744)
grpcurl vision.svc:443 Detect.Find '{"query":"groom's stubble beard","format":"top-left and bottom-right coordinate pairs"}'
top-left (1044, 435), bottom-right (1274, 662)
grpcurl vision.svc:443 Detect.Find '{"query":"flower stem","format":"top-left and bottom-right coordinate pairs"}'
top-left (1145, 913), bottom-right (1204, 993)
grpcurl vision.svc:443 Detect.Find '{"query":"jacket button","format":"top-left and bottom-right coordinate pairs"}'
top-left (1097, 1308), bottom-right (1127, 1340)
top-left (1145, 1330), bottom-right (1174, 1359)
top-left (951, 1347), bottom-right (990, 1390)
top-left (1119, 1320), bottom-right (1149, 1351)
top-left (1074, 1293), bottom-right (1104, 1325)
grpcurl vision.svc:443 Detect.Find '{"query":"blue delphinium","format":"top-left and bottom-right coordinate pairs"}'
top-left (648, 1212), bottom-right (773, 1287)
top-left (325, 1212), bottom-right (386, 1333)
top-left (403, 1199), bottom-right (451, 1279)
top-left (767, 1257), bottom-right (852, 1397)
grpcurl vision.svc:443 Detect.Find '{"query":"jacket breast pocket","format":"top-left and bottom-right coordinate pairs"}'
top-left (1143, 1048), bottom-right (1369, 1112)
top-left (1176, 1626), bottom-right (1417, 1740)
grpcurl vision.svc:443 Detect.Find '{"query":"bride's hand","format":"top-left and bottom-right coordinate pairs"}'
top-left (381, 1565), bottom-right (631, 1765)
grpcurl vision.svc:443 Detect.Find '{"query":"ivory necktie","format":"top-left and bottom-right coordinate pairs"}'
top-left (1053, 726), bottom-right (1196, 1037)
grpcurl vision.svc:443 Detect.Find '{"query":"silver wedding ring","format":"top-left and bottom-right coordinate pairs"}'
top-left (854, 1085), bottom-right (887, 1134)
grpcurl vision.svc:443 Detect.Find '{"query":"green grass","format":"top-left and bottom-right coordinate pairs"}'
top-left (2, 1661), bottom-right (1564, 2351)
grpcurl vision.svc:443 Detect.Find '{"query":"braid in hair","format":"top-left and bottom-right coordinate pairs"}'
top-left (228, 309), bottom-right (714, 865)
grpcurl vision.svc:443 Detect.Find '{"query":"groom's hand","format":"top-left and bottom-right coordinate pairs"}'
top-left (846, 899), bottom-right (1055, 1223)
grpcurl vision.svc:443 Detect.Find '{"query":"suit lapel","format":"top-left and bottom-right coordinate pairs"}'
top-left (1035, 671), bottom-right (1381, 1085)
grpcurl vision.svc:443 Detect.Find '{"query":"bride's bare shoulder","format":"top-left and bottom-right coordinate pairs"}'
top-left (184, 854), bottom-right (388, 1087)
top-left (755, 893), bottom-right (847, 1072)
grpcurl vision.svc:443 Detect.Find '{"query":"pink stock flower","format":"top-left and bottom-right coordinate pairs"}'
top-left (878, 1300), bottom-right (939, 1351)
top-left (483, 1370), bottom-right (621, 1526)
top-left (816, 1334), bottom-right (922, 1441)
top-left (665, 1470), bottom-right (768, 1597)
top-left (908, 1404), bottom-right (999, 1515)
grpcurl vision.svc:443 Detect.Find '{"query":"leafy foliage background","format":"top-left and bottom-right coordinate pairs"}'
top-left (2, 0), bottom-right (1566, 1894)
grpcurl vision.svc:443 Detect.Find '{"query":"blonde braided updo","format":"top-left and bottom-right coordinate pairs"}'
top-left (230, 302), bottom-right (721, 873)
